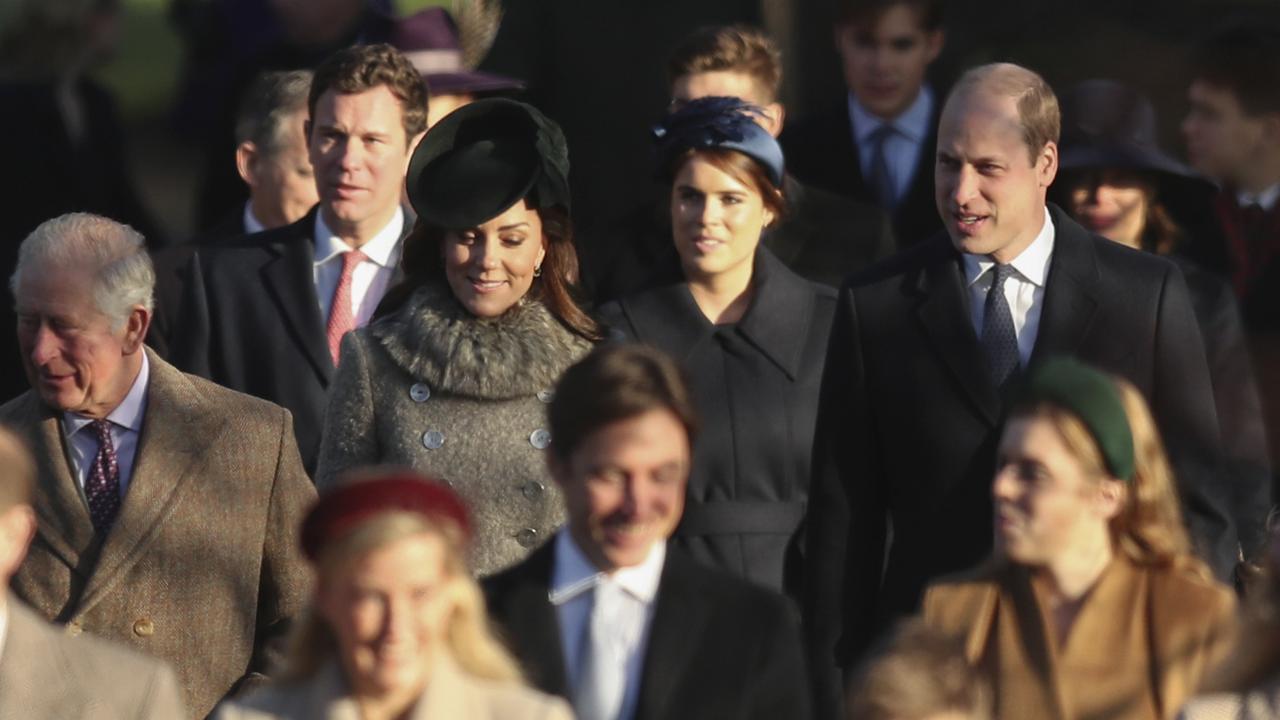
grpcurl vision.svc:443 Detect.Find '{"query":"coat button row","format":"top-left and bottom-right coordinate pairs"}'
top-left (65, 620), bottom-right (83, 637)
top-left (537, 389), bottom-right (555, 403)
top-left (521, 481), bottom-right (545, 500)
top-left (422, 430), bottom-right (445, 450)
top-left (409, 383), bottom-right (431, 403)
top-left (529, 429), bottom-right (551, 449)
top-left (516, 528), bottom-right (540, 547)
top-left (133, 618), bottom-right (155, 637)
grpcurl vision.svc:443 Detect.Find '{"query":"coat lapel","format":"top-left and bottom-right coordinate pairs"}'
top-left (736, 249), bottom-right (815, 381)
top-left (634, 554), bottom-right (709, 720)
top-left (911, 237), bottom-right (1001, 425)
top-left (1028, 207), bottom-right (1100, 366)
top-left (503, 544), bottom-right (570, 696)
top-left (22, 396), bottom-right (94, 572)
top-left (261, 212), bottom-right (333, 384)
top-left (77, 350), bottom-right (229, 610)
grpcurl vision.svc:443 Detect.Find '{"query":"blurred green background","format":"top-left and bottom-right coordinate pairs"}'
top-left (103, 0), bottom-right (447, 120)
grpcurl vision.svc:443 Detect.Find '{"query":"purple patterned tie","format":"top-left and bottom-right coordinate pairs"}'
top-left (86, 419), bottom-right (121, 533)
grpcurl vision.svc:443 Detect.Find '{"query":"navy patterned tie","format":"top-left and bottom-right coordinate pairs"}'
top-left (86, 419), bottom-right (121, 533)
top-left (868, 124), bottom-right (898, 210)
top-left (982, 263), bottom-right (1020, 387)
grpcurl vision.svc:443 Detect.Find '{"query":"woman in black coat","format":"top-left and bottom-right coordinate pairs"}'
top-left (598, 97), bottom-right (835, 597)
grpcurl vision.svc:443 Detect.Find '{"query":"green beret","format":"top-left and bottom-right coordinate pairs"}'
top-left (1018, 356), bottom-right (1135, 482)
top-left (406, 98), bottom-right (570, 230)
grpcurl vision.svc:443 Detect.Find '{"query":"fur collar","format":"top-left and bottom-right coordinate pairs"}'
top-left (370, 283), bottom-right (592, 399)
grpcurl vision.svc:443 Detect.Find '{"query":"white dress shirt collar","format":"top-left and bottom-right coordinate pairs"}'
top-left (313, 207), bottom-right (404, 270)
top-left (962, 206), bottom-right (1056, 289)
top-left (1237, 184), bottom-right (1280, 212)
top-left (550, 530), bottom-right (665, 606)
top-left (61, 350), bottom-right (150, 438)
top-left (242, 201), bottom-right (266, 235)
top-left (848, 84), bottom-right (933, 145)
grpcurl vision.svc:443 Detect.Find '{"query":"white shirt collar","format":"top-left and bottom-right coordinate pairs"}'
top-left (1237, 184), bottom-right (1280, 212)
top-left (313, 207), bottom-right (405, 269)
top-left (61, 351), bottom-right (150, 437)
top-left (963, 206), bottom-right (1056, 288)
top-left (242, 201), bottom-right (266, 235)
top-left (849, 84), bottom-right (933, 145)
top-left (550, 530), bottom-right (665, 606)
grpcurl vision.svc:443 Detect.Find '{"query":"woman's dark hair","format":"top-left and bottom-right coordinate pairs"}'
top-left (378, 205), bottom-right (600, 340)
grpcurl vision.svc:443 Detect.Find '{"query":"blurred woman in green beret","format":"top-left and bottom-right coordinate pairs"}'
top-left (315, 99), bottom-right (597, 577)
top-left (923, 357), bottom-right (1236, 720)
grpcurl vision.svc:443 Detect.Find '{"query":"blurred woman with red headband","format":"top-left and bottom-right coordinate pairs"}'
top-left (216, 469), bottom-right (570, 720)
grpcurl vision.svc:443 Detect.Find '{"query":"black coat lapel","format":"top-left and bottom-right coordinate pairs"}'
top-left (1029, 206), bottom-right (1100, 365)
top-left (259, 213), bottom-right (333, 384)
top-left (911, 237), bottom-right (1001, 425)
top-left (494, 543), bottom-right (569, 696)
top-left (634, 553), bottom-right (711, 720)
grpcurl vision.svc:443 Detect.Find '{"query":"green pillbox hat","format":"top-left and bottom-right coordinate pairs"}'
top-left (1019, 356), bottom-right (1135, 482)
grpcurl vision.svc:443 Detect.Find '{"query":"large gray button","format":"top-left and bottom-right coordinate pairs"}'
top-left (422, 430), bottom-right (445, 450)
top-left (516, 528), bottom-right (540, 548)
top-left (536, 389), bottom-right (555, 404)
top-left (409, 383), bottom-right (431, 403)
top-left (529, 429), bottom-right (551, 450)
top-left (521, 481), bottom-right (545, 500)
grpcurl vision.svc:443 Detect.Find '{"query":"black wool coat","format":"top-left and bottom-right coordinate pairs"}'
top-left (482, 539), bottom-right (812, 720)
top-left (803, 204), bottom-right (1234, 718)
top-left (598, 249), bottom-right (836, 597)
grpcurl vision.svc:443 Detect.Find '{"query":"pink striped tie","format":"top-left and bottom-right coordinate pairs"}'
top-left (326, 249), bottom-right (367, 365)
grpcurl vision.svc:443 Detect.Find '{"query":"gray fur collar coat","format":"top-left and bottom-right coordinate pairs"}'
top-left (317, 283), bottom-right (593, 575)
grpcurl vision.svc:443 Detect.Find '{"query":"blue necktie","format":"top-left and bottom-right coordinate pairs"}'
top-left (982, 263), bottom-right (1020, 386)
top-left (868, 124), bottom-right (898, 210)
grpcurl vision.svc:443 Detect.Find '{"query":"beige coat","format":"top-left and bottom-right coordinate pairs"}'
top-left (0, 596), bottom-right (187, 719)
top-left (215, 655), bottom-right (573, 720)
top-left (1, 349), bottom-right (316, 718)
top-left (923, 557), bottom-right (1236, 720)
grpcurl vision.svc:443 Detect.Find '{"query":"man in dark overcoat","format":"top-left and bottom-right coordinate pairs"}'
top-left (805, 62), bottom-right (1233, 718)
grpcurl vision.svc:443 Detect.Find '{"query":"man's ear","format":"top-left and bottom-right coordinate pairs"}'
top-left (121, 306), bottom-right (151, 353)
top-left (1038, 140), bottom-right (1059, 189)
top-left (762, 102), bottom-right (786, 138)
top-left (235, 141), bottom-right (259, 187)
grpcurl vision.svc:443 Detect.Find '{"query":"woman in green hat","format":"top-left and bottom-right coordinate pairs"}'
top-left (315, 98), bottom-right (597, 577)
top-left (922, 357), bottom-right (1236, 720)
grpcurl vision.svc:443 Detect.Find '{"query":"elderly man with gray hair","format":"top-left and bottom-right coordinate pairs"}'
top-left (0, 212), bottom-right (316, 718)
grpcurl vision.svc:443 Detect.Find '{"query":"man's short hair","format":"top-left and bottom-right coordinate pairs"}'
top-left (835, 0), bottom-right (945, 31)
top-left (10, 213), bottom-right (155, 326)
top-left (307, 43), bottom-right (429, 140)
top-left (847, 619), bottom-right (992, 720)
top-left (548, 344), bottom-right (698, 462)
top-left (1191, 20), bottom-right (1280, 116)
top-left (949, 62), bottom-right (1060, 165)
top-left (667, 25), bottom-right (783, 104)
top-left (235, 69), bottom-right (314, 154)
top-left (0, 426), bottom-right (36, 513)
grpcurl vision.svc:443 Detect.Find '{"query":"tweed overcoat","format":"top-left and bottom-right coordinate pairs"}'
top-left (0, 596), bottom-right (187, 719)
top-left (315, 283), bottom-right (593, 576)
top-left (923, 557), bottom-right (1237, 720)
top-left (1, 349), bottom-right (316, 719)
top-left (215, 655), bottom-right (572, 720)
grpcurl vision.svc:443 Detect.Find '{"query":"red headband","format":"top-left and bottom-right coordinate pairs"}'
top-left (300, 474), bottom-right (472, 561)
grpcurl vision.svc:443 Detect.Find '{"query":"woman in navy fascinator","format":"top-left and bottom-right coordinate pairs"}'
top-left (598, 96), bottom-right (837, 598)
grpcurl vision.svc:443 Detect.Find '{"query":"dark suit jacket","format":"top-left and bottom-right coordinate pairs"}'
top-left (781, 98), bottom-right (942, 249)
top-left (804, 205), bottom-right (1231, 717)
top-left (483, 539), bottom-right (812, 720)
top-left (2, 350), bottom-right (315, 718)
top-left (598, 249), bottom-right (836, 596)
top-left (168, 207), bottom-right (401, 475)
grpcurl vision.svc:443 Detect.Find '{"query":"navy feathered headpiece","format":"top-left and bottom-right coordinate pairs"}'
top-left (652, 96), bottom-right (785, 188)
